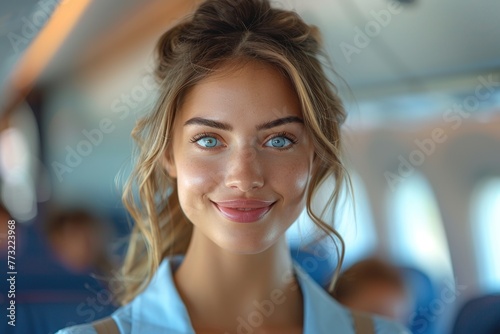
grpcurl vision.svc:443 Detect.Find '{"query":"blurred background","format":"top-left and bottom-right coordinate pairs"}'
top-left (0, 0), bottom-right (499, 333)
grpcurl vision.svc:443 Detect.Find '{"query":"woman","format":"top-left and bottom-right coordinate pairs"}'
top-left (57, 0), bottom-right (409, 333)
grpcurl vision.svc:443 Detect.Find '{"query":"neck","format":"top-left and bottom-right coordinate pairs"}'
top-left (173, 228), bottom-right (304, 332)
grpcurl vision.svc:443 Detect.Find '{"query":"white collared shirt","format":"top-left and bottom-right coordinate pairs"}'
top-left (56, 255), bottom-right (409, 334)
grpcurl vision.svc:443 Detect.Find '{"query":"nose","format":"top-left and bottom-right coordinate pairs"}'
top-left (224, 146), bottom-right (264, 192)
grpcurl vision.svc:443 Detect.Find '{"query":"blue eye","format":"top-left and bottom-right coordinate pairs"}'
top-left (265, 136), bottom-right (292, 148)
top-left (189, 131), bottom-right (298, 151)
top-left (194, 135), bottom-right (220, 148)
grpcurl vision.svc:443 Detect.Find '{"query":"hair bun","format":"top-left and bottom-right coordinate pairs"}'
top-left (191, 0), bottom-right (271, 36)
top-left (154, 0), bottom-right (323, 83)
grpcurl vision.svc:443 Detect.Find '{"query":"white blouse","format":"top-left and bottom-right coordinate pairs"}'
top-left (56, 255), bottom-right (409, 334)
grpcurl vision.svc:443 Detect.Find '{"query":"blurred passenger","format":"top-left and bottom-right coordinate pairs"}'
top-left (44, 209), bottom-right (116, 278)
top-left (332, 258), bottom-right (411, 323)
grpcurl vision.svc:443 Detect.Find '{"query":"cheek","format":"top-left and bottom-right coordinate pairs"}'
top-left (175, 155), bottom-right (221, 209)
top-left (269, 157), bottom-right (311, 199)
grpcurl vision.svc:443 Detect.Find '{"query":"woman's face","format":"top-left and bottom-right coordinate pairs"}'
top-left (164, 60), bottom-right (316, 254)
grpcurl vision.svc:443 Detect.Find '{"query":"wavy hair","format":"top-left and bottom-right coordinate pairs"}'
top-left (117, 0), bottom-right (352, 305)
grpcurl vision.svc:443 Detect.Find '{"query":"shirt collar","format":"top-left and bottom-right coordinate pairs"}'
top-left (130, 255), bottom-right (353, 334)
top-left (293, 259), bottom-right (353, 333)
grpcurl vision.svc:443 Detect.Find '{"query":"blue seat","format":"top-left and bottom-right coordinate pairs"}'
top-left (0, 217), bottom-right (118, 334)
top-left (397, 266), bottom-right (438, 334)
top-left (451, 293), bottom-right (500, 334)
top-left (2, 299), bottom-right (116, 334)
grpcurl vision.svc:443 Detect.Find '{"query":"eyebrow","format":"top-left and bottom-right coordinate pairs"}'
top-left (183, 116), bottom-right (304, 131)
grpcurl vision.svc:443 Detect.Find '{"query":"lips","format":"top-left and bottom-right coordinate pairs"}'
top-left (211, 199), bottom-right (276, 223)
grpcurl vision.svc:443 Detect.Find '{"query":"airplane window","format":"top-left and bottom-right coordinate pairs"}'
top-left (471, 177), bottom-right (500, 293)
top-left (388, 172), bottom-right (454, 282)
top-left (0, 103), bottom-right (40, 222)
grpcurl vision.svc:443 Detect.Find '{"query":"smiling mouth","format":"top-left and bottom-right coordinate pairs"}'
top-left (211, 201), bottom-right (276, 223)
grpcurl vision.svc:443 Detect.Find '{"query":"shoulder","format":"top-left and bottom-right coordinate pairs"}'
top-left (372, 315), bottom-right (411, 334)
top-left (54, 323), bottom-right (97, 334)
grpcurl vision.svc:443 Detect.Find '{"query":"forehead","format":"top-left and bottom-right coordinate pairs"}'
top-left (178, 60), bottom-right (302, 121)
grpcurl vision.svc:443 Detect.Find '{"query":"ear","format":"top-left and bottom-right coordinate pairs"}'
top-left (162, 150), bottom-right (177, 179)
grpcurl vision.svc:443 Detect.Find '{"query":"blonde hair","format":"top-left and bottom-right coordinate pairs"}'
top-left (117, 0), bottom-right (352, 305)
